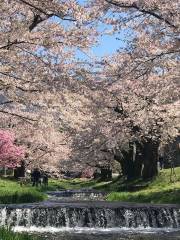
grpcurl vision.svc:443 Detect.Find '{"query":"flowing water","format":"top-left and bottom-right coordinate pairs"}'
top-left (34, 230), bottom-right (180, 240)
top-left (47, 190), bottom-right (106, 201)
top-left (0, 190), bottom-right (180, 239)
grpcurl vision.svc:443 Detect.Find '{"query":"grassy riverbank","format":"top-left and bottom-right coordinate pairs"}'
top-left (37, 167), bottom-right (180, 204)
top-left (0, 176), bottom-right (94, 204)
top-left (0, 228), bottom-right (41, 240)
top-left (0, 167), bottom-right (179, 204)
top-left (99, 167), bottom-right (180, 204)
top-left (0, 178), bottom-right (45, 204)
top-left (48, 167), bottom-right (180, 204)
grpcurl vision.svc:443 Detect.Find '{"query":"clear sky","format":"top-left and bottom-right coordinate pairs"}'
top-left (76, 0), bottom-right (127, 60)
top-left (94, 34), bottom-right (126, 57)
top-left (89, 28), bottom-right (128, 57)
top-left (76, 28), bottom-right (128, 61)
top-left (52, 1), bottom-right (129, 61)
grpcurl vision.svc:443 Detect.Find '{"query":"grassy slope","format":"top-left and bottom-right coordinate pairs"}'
top-left (45, 167), bottom-right (180, 204)
top-left (0, 177), bottom-right (98, 204)
top-left (0, 178), bottom-right (45, 204)
top-left (0, 167), bottom-right (179, 204)
top-left (0, 228), bottom-right (41, 240)
top-left (101, 167), bottom-right (180, 204)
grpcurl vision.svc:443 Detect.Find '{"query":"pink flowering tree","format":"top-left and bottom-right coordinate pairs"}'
top-left (0, 130), bottom-right (25, 168)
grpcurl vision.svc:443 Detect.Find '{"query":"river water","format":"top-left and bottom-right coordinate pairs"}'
top-left (33, 230), bottom-right (180, 240)
top-left (1, 190), bottom-right (180, 239)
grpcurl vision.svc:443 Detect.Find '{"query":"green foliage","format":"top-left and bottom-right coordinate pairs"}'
top-left (0, 228), bottom-right (41, 240)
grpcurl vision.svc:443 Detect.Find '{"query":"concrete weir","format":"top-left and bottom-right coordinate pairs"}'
top-left (0, 198), bottom-right (180, 231)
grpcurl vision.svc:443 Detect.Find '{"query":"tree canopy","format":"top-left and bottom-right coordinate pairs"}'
top-left (0, 0), bottom-right (179, 176)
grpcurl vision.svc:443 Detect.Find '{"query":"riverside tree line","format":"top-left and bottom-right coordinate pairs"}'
top-left (0, 0), bottom-right (179, 180)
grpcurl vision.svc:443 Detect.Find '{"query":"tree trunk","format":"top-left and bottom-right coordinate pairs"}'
top-left (134, 156), bottom-right (143, 178)
top-left (122, 150), bottom-right (135, 180)
top-left (99, 166), bottom-right (112, 181)
top-left (114, 150), bottom-right (132, 179)
top-left (3, 166), bottom-right (7, 177)
top-left (114, 143), bottom-right (135, 180)
top-left (142, 140), bottom-right (159, 180)
top-left (133, 142), bottom-right (143, 178)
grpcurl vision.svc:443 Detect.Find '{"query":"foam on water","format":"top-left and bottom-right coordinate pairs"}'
top-left (13, 226), bottom-right (180, 234)
top-left (0, 191), bottom-right (180, 234)
top-left (1, 206), bottom-right (179, 229)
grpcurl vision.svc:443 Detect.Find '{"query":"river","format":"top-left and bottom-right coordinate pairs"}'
top-left (0, 190), bottom-right (180, 239)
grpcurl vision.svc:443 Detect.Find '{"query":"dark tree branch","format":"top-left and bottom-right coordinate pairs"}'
top-left (0, 109), bottom-right (37, 123)
top-left (0, 40), bottom-right (38, 50)
top-left (18, 0), bottom-right (76, 31)
top-left (0, 39), bottom-right (64, 50)
top-left (15, 46), bottom-right (54, 70)
top-left (0, 71), bottom-right (28, 82)
top-left (105, 0), bottom-right (178, 29)
top-left (16, 86), bottom-right (42, 93)
top-left (0, 101), bottom-right (13, 105)
top-left (0, 40), bottom-right (26, 50)
top-left (106, 49), bottom-right (180, 86)
top-left (18, 0), bottom-right (50, 15)
top-left (29, 14), bottom-right (51, 31)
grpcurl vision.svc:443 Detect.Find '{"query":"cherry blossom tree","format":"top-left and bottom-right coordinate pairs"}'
top-left (0, 129), bottom-right (25, 168)
top-left (86, 0), bottom-right (180, 179)
top-left (67, 0), bottom-right (180, 179)
top-left (0, 88), bottom-right (97, 174)
top-left (0, 0), bottom-right (98, 173)
top-left (0, 0), bottom-right (179, 179)
top-left (0, 0), bottom-right (98, 122)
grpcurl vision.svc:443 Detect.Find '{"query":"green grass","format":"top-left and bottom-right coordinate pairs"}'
top-left (46, 178), bottom-right (101, 190)
top-left (0, 167), bottom-right (179, 204)
top-left (0, 178), bottom-right (46, 204)
top-left (42, 167), bottom-right (180, 204)
top-left (0, 176), bottom-right (100, 204)
top-left (0, 228), bottom-right (41, 240)
top-left (106, 167), bottom-right (180, 204)
top-left (49, 168), bottom-right (180, 204)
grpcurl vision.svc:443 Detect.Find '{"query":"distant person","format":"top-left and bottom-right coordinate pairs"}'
top-left (93, 169), bottom-right (99, 179)
top-left (19, 160), bottom-right (26, 177)
top-left (14, 160), bottom-right (26, 179)
top-left (31, 168), bottom-right (41, 187)
top-left (42, 172), bottom-right (48, 187)
top-left (159, 156), bottom-right (164, 170)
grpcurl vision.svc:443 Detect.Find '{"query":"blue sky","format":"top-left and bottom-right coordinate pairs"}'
top-left (94, 35), bottom-right (124, 56)
top-left (89, 30), bottom-right (128, 57)
top-left (75, 0), bottom-right (129, 60)
top-left (52, 1), bottom-right (129, 61)
top-left (76, 29), bottom-right (128, 61)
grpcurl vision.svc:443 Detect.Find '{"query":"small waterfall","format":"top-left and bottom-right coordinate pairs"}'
top-left (47, 190), bottom-right (106, 201)
top-left (0, 203), bottom-right (179, 231)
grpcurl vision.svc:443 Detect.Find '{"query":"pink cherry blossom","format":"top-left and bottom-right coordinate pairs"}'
top-left (0, 130), bottom-right (25, 168)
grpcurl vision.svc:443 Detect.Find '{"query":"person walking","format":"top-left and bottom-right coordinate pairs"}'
top-left (31, 168), bottom-right (41, 187)
top-left (42, 172), bottom-right (48, 187)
